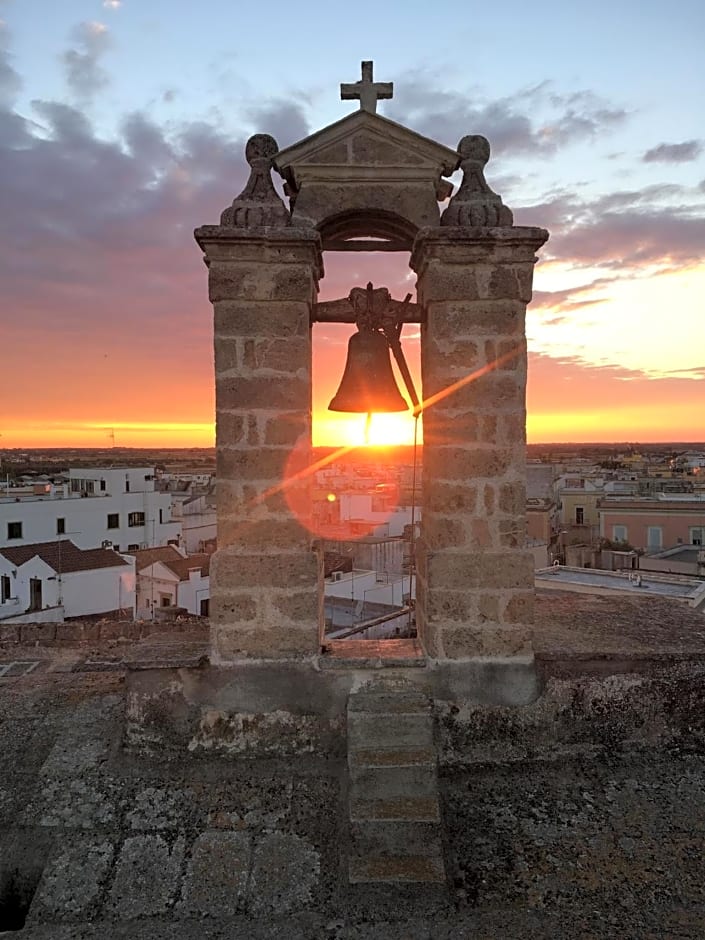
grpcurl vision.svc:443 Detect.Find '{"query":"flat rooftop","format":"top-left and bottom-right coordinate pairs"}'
top-left (536, 565), bottom-right (705, 607)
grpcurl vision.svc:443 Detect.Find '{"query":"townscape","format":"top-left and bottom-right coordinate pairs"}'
top-left (1, 3), bottom-right (703, 930)
top-left (2, 442), bottom-right (704, 634)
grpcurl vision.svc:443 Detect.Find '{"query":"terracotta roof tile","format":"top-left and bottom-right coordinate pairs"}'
top-left (0, 540), bottom-right (129, 572)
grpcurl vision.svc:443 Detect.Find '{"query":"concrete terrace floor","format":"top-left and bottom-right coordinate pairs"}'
top-left (0, 592), bottom-right (704, 938)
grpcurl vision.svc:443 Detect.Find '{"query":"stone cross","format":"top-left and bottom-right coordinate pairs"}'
top-left (340, 60), bottom-right (393, 114)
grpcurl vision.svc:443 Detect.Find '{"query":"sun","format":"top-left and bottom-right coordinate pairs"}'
top-left (313, 410), bottom-right (422, 447)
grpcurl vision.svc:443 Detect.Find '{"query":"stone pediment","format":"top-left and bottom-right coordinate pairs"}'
top-left (274, 111), bottom-right (460, 239)
top-left (274, 110), bottom-right (459, 185)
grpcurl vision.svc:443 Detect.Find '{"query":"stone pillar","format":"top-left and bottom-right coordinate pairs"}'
top-left (410, 136), bottom-right (548, 660)
top-left (195, 135), bottom-right (323, 662)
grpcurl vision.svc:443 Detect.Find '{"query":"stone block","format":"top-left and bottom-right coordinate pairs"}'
top-left (422, 515), bottom-right (469, 549)
top-left (499, 517), bottom-right (525, 548)
top-left (427, 301), bottom-right (525, 337)
top-left (214, 301), bottom-right (309, 338)
top-left (264, 414), bottom-right (310, 446)
top-left (28, 836), bottom-right (114, 923)
top-left (271, 589), bottom-right (320, 623)
top-left (425, 482), bottom-right (478, 514)
top-left (242, 336), bottom-right (311, 373)
top-left (125, 787), bottom-right (191, 831)
top-left (425, 589), bottom-right (476, 622)
top-left (499, 480), bottom-right (526, 515)
top-left (209, 592), bottom-right (258, 624)
top-left (208, 262), bottom-right (314, 303)
top-left (249, 832), bottom-right (320, 914)
top-left (0, 623), bottom-right (19, 642)
top-left (515, 264), bottom-right (536, 302)
top-left (216, 518), bottom-right (313, 552)
top-left (216, 375), bottom-right (309, 411)
top-left (19, 623), bottom-right (56, 644)
top-left (418, 266), bottom-right (479, 302)
top-left (423, 551), bottom-right (484, 590)
top-left (109, 835), bottom-right (184, 918)
top-left (471, 518), bottom-right (493, 547)
top-left (216, 411), bottom-right (245, 445)
top-left (423, 373), bottom-right (523, 412)
top-left (180, 831), bottom-right (249, 917)
top-left (424, 337), bottom-right (480, 372)
top-left (424, 446), bottom-right (511, 480)
top-left (502, 590), bottom-right (535, 625)
top-left (212, 551), bottom-right (319, 589)
top-left (212, 624), bottom-right (318, 660)
top-left (478, 552), bottom-right (535, 589)
top-left (497, 413), bottom-right (528, 445)
top-left (485, 265), bottom-right (521, 300)
top-left (441, 623), bottom-right (533, 658)
top-left (477, 593), bottom-right (501, 622)
top-left (217, 480), bottom-right (291, 517)
top-left (484, 337), bottom-right (526, 370)
top-left (421, 411), bottom-right (479, 446)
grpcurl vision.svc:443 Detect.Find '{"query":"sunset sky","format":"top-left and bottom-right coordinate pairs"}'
top-left (1, 0), bottom-right (703, 449)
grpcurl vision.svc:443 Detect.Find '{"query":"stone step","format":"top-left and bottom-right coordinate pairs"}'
top-left (349, 795), bottom-right (440, 823)
top-left (350, 820), bottom-right (443, 857)
top-left (347, 690), bottom-right (432, 714)
top-left (347, 713), bottom-right (433, 751)
top-left (349, 764), bottom-right (437, 800)
top-left (348, 853), bottom-right (446, 884)
top-left (346, 685), bottom-right (446, 887)
top-left (348, 745), bottom-right (436, 768)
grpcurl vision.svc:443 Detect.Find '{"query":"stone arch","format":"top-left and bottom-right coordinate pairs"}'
top-left (317, 209), bottom-right (417, 251)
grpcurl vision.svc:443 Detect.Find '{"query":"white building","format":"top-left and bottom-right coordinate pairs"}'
top-left (325, 567), bottom-right (414, 607)
top-left (338, 491), bottom-right (417, 538)
top-left (170, 493), bottom-right (217, 554)
top-left (0, 540), bottom-right (135, 623)
top-left (129, 545), bottom-right (210, 618)
top-left (0, 467), bottom-right (181, 554)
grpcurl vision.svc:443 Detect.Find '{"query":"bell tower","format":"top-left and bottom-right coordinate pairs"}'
top-left (195, 63), bottom-right (548, 666)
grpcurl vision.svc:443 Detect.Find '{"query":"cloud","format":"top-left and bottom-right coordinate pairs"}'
top-left (245, 99), bottom-right (309, 149)
top-left (386, 74), bottom-right (627, 157)
top-left (0, 20), bottom-right (21, 105)
top-left (643, 140), bottom-right (703, 163)
top-left (515, 183), bottom-right (705, 269)
top-left (60, 21), bottom-right (111, 100)
top-left (103, 0), bottom-right (122, 8)
top-left (527, 351), bottom-right (705, 416)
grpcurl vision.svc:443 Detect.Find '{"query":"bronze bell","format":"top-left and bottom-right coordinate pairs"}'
top-left (329, 329), bottom-right (408, 413)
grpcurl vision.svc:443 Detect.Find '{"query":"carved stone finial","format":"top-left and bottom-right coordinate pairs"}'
top-left (220, 133), bottom-right (290, 228)
top-left (340, 61), bottom-right (393, 114)
top-left (441, 135), bottom-right (513, 228)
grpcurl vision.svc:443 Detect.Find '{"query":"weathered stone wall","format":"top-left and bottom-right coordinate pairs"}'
top-left (196, 229), bottom-right (324, 661)
top-left (411, 227), bottom-right (548, 659)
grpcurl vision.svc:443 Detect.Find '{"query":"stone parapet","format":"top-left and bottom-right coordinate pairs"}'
top-left (411, 226), bottom-right (548, 659)
top-left (195, 227), bottom-right (323, 662)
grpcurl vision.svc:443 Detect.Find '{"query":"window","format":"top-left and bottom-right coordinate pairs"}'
top-left (70, 479), bottom-right (81, 493)
top-left (690, 527), bottom-right (705, 546)
top-left (575, 507), bottom-right (584, 525)
top-left (107, 513), bottom-right (119, 529)
top-left (128, 511), bottom-right (145, 527)
top-left (613, 524), bottom-right (628, 543)
top-left (56, 518), bottom-right (65, 535)
top-left (1, 575), bottom-right (11, 603)
top-left (125, 478), bottom-right (130, 493)
top-left (7, 522), bottom-right (22, 540)
top-left (647, 526), bottom-right (663, 550)
top-left (159, 508), bottom-right (163, 524)
top-left (128, 543), bottom-right (140, 551)
top-left (100, 479), bottom-right (106, 492)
